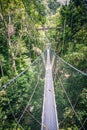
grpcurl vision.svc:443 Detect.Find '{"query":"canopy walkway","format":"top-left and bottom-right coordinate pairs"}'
top-left (0, 47), bottom-right (87, 130)
top-left (41, 47), bottom-right (58, 130)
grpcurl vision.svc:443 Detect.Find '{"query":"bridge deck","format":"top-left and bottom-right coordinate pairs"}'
top-left (41, 48), bottom-right (59, 130)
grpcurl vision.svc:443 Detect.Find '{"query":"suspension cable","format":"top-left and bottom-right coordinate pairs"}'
top-left (59, 77), bottom-right (85, 130)
top-left (7, 99), bottom-right (24, 130)
top-left (59, 95), bottom-right (80, 126)
top-left (23, 106), bottom-right (48, 130)
top-left (6, 58), bottom-right (44, 129)
top-left (53, 61), bottom-right (83, 126)
top-left (79, 117), bottom-right (87, 130)
top-left (17, 68), bottom-right (42, 124)
top-left (56, 55), bottom-right (87, 76)
top-left (0, 54), bottom-right (42, 91)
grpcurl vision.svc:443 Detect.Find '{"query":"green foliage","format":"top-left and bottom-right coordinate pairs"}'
top-left (48, 0), bottom-right (60, 14)
top-left (53, 0), bottom-right (87, 71)
top-left (0, 0), bottom-right (87, 129)
top-left (0, 1), bottom-right (46, 129)
top-left (53, 56), bottom-right (87, 129)
top-left (0, 0), bottom-right (46, 78)
top-left (0, 57), bottom-right (45, 130)
top-left (22, 0), bottom-right (46, 25)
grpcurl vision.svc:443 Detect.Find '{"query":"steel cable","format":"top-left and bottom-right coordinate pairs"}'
top-left (59, 77), bottom-right (85, 130)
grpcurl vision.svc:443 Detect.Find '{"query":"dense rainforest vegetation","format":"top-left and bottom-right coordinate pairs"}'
top-left (0, 0), bottom-right (87, 130)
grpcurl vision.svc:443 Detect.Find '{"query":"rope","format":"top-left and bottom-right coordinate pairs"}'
top-left (79, 117), bottom-right (87, 130)
top-left (25, 104), bottom-right (49, 130)
top-left (23, 106), bottom-right (48, 130)
top-left (17, 68), bottom-right (41, 124)
top-left (59, 77), bottom-right (85, 130)
top-left (59, 95), bottom-right (80, 126)
top-left (5, 56), bottom-right (44, 129)
top-left (0, 54), bottom-right (42, 91)
top-left (7, 99), bottom-right (24, 130)
top-left (29, 112), bottom-right (42, 126)
top-left (53, 69), bottom-right (82, 126)
top-left (2, 51), bottom-right (86, 93)
top-left (56, 55), bottom-right (87, 76)
top-left (53, 66), bottom-right (80, 126)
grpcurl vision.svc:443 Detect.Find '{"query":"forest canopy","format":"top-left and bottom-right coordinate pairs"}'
top-left (0, 0), bottom-right (87, 130)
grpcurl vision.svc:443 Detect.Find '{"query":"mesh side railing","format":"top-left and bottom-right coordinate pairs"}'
top-left (53, 54), bottom-right (87, 130)
top-left (0, 56), bottom-right (45, 130)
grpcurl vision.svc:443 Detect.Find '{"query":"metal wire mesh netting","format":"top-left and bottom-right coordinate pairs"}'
top-left (53, 54), bottom-right (87, 130)
top-left (0, 55), bottom-right (45, 130)
top-left (0, 49), bottom-right (87, 130)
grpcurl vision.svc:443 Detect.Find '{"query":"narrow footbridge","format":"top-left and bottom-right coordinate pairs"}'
top-left (41, 47), bottom-right (59, 130)
top-left (0, 47), bottom-right (87, 130)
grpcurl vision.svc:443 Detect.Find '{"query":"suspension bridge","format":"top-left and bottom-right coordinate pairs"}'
top-left (41, 47), bottom-right (58, 130)
top-left (0, 46), bottom-right (87, 130)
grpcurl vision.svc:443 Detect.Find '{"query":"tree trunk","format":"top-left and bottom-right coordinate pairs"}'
top-left (0, 1), bottom-right (16, 73)
top-left (0, 61), bottom-right (4, 77)
top-left (8, 36), bottom-right (16, 73)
